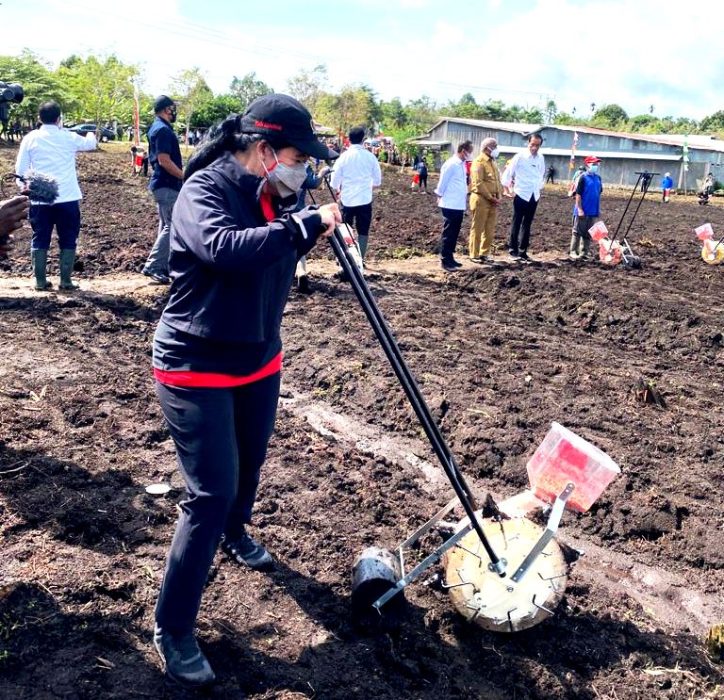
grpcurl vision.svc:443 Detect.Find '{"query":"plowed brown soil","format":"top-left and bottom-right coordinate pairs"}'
top-left (0, 144), bottom-right (723, 699)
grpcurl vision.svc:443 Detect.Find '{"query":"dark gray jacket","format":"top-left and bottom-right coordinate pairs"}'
top-left (159, 152), bottom-right (323, 351)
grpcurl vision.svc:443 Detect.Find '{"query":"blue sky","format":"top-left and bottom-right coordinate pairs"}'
top-left (3, 0), bottom-right (723, 120)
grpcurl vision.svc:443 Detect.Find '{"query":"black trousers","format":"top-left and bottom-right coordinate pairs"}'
top-left (29, 201), bottom-right (81, 250)
top-left (342, 203), bottom-right (373, 238)
top-left (509, 194), bottom-right (539, 254)
top-left (154, 372), bottom-right (280, 635)
top-left (440, 207), bottom-right (464, 262)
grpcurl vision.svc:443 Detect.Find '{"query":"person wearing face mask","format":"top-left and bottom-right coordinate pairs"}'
top-left (141, 95), bottom-right (184, 284)
top-left (150, 93), bottom-right (340, 688)
top-left (570, 155), bottom-right (603, 261)
top-left (435, 140), bottom-right (473, 271)
top-left (468, 138), bottom-right (502, 263)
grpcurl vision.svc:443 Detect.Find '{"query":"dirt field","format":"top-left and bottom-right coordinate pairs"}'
top-left (0, 145), bottom-right (723, 700)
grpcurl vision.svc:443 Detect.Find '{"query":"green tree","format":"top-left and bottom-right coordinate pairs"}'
top-left (441, 93), bottom-right (487, 120)
top-left (0, 50), bottom-right (69, 126)
top-left (286, 64), bottom-right (327, 113)
top-left (672, 116), bottom-right (699, 134)
top-left (380, 98), bottom-right (408, 130)
top-left (382, 123), bottom-right (421, 160)
top-left (591, 103), bottom-right (628, 128)
top-left (315, 84), bottom-right (379, 136)
top-left (191, 94), bottom-right (243, 128)
top-left (170, 67), bottom-right (213, 138)
top-left (229, 72), bottom-right (273, 112)
top-left (56, 54), bottom-right (138, 127)
top-left (628, 114), bottom-right (659, 132)
top-left (545, 99), bottom-right (557, 124)
top-left (700, 110), bottom-right (724, 135)
top-left (404, 95), bottom-right (439, 130)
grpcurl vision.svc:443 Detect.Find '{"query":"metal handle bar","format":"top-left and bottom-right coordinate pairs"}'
top-left (308, 177), bottom-right (504, 573)
top-left (326, 228), bottom-right (504, 573)
top-left (608, 171), bottom-right (654, 252)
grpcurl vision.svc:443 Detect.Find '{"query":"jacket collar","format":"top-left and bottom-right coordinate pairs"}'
top-left (212, 151), bottom-right (263, 191)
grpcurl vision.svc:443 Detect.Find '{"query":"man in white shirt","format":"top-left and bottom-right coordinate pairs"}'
top-left (435, 140), bottom-right (473, 271)
top-left (15, 101), bottom-right (96, 290)
top-left (501, 132), bottom-right (545, 260)
top-left (330, 126), bottom-right (382, 260)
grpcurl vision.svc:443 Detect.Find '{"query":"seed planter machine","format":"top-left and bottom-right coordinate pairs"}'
top-left (323, 191), bottom-right (621, 633)
top-left (695, 223), bottom-right (724, 265)
top-left (589, 171), bottom-right (658, 269)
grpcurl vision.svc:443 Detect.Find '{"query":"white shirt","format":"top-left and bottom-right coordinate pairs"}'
top-left (502, 149), bottom-right (546, 202)
top-left (330, 144), bottom-right (382, 207)
top-left (15, 124), bottom-right (97, 204)
top-left (435, 154), bottom-right (468, 210)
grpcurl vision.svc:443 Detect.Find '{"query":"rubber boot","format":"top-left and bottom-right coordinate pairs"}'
top-left (31, 249), bottom-right (52, 291)
top-left (358, 234), bottom-right (369, 259)
top-left (581, 234), bottom-right (591, 261)
top-left (569, 233), bottom-right (580, 260)
top-left (59, 248), bottom-right (79, 290)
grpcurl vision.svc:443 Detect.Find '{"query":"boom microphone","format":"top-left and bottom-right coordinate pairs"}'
top-left (1, 171), bottom-right (59, 204)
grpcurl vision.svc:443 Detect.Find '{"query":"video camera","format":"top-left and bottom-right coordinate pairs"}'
top-left (0, 81), bottom-right (24, 123)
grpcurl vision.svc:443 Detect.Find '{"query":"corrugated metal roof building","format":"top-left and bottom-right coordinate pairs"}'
top-left (412, 118), bottom-right (724, 190)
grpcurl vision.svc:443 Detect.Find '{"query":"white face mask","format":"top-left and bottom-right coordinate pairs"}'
top-left (264, 149), bottom-right (308, 198)
top-left (490, 147), bottom-right (500, 158)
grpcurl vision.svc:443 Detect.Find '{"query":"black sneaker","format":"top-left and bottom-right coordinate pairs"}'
top-left (509, 250), bottom-right (520, 258)
top-left (221, 530), bottom-right (273, 570)
top-left (297, 274), bottom-right (312, 294)
top-left (451, 259), bottom-right (463, 268)
top-left (519, 251), bottom-right (530, 261)
top-left (441, 260), bottom-right (458, 272)
top-left (143, 269), bottom-right (170, 285)
top-left (153, 627), bottom-right (215, 688)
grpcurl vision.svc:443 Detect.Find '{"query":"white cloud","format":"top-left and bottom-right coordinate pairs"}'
top-left (2, 0), bottom-right (723, 119)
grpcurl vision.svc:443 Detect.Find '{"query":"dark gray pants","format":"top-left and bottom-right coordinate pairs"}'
top-left (571, 214), bottom-right (597, 258)
top-left (154, 372), bottom-right (280, 635)
top-left (143, 187), bottom-right (178, 276)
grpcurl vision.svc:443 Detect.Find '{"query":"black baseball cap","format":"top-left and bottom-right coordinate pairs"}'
top-left (240, 94), bottom-right (337, 160)
top-left (153, 95), bottom-right (175, 113)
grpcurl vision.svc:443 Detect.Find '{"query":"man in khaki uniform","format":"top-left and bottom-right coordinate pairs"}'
top-left (468, 137), bottom-right (502, 263)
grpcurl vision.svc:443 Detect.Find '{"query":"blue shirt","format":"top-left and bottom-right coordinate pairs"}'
top-left (148, 116), bottom-right (183, 192)
top-left (576, 171), bottom-right (603, 217)
top-left (662, 175), bottom-right (673, 189)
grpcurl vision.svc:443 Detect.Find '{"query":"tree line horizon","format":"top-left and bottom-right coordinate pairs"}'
top-left (2, 50), bottom-right (723, 149)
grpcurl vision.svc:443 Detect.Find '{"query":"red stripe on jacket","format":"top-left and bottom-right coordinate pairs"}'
top-left (154, 351), bottom-right (282, 388)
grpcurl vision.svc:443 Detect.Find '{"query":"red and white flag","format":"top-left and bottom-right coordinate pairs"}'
top-left (569, 131), bottom-right (579, 170)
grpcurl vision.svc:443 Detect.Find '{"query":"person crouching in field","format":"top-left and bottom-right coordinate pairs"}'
top-left (569, 155), bottom-right (603, 261)
top-left (151, 94), bottom-right (340, 688)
